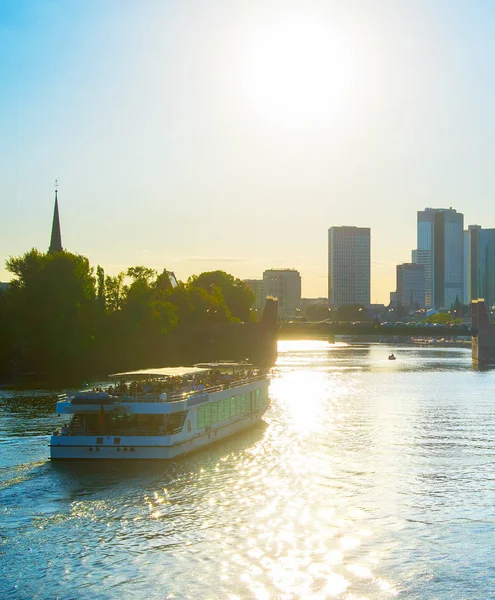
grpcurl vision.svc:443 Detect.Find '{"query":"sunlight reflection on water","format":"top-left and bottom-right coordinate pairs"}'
top-left (2, 341), bottom-right (495, 599)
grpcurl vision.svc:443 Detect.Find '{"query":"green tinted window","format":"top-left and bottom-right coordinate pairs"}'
top-left (197, 406), bottom-right (204, 429)
top-left (211, 402), bottom-right (218, 424)
top-left (204, 404), bottom-right (211, 426)
top-left (218, 399), bottom-right (225, 421)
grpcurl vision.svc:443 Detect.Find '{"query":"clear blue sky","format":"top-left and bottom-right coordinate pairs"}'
top-left (2, 0), bottom-right (495, 302)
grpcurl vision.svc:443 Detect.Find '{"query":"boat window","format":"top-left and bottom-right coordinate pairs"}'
top-left (163, 411), bottom-right (187, 434)
top-left (204, 404), bottom-right (211, 426)
top-left (197, 406), bottom-right (205, 429)
top-left (211, 403), bottom-right (218, 425)
top-left (218, 399), bottom-right (225, 421)
top-left (195, 386), bottom-right (264, 430)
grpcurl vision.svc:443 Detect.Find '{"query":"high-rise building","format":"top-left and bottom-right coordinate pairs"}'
top-left (395, 263), bottom-right (425, 309)
top-left (414, 208), bottom-right (463, 308)
top-left (465, 225), bottom-right (495, 306)
top-left (243, 279), bottom-right (265, 312)
top-left (48, 188), bottom-right (63, 254)
top-left (262, 269), bottom-right (301, 319)
top-left (328, 226), bottom-right (370, 306)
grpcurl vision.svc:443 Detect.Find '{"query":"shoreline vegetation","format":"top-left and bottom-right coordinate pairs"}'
top-left (0, 249), bottom-right (259, 387)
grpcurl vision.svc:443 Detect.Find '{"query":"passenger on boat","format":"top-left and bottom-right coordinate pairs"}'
top-left (61, 424), bottom-right (68, 436)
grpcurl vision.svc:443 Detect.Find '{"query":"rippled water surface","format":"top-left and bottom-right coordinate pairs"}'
top-left (2, 342), bottom-right (495, 599)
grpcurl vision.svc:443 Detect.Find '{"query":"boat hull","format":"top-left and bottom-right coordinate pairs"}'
top-left (50, 410), bottom-right (267, 460)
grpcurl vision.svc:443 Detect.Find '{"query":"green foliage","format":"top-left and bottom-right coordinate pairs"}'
top-left (105, 272), bottom-right (127, 311)
top-left (188, 270), bottom-right (255, 322)
top-left (96, 265), bottom-right (105, 311)
top-left (1, 253), bottom-right (259, 381)
top-left (126, 266), bottom-right (157, 284)
top-left (4, 249), bottom-right (97, 377)
top-left (424, 312), bottom-right (462, 325)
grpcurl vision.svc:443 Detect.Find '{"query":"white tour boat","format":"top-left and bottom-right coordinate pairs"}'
top-left (49, 364), bottom-right (270, 460)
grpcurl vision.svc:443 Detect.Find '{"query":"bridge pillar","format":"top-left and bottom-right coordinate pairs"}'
top-left (254, 298), bottom-right (278, 366)
top-left (471, 299), bottom-right (495, 364)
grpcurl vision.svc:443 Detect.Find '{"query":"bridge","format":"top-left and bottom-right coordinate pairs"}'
top-left (227, 298), bottom-right (494, 367)
top-left (262, 299), bottom-right (495, 365)
top-left (277, 321), bottom-right (472, 339)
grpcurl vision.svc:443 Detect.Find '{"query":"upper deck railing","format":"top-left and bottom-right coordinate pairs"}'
top-left (60, 373), bottom-right (267, 405)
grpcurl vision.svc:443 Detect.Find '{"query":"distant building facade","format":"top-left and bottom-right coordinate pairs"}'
top-left (262, 269), bottom-right (301, 319)
top-left (395, 263), bottom-right (425, 310)
top-left (0, 282), bottom-right (10, 292)
top-left (464, 225), bottom-right (495, 307)
top-left (414, 208), bottom-right (463, 308)
top-left (328, 226), bottom-right (370, 306)
top-left (243, 279), bottom-right (265, 311)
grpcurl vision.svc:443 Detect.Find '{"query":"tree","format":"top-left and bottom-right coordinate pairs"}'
top-left (425, 312), bottom-right (455, 325)
top-left (5, 249), bottom-right (97, 377)
top-left (96, 265), bottom-right (106, 312)
top-left (188, 271), bottom-right (254, 322)
top-left (105, 272), bottom-right (127, 312)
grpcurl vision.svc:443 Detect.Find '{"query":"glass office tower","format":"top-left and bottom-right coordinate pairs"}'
top-left (328, 226), bottom-right (370, 306)
top-left (414, 208), bottom-right (463, 308)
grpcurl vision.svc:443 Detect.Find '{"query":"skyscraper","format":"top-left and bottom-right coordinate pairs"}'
top-left (328, 226), bottom-right (370, 306)
top-left (243, 279), bottom-right (264, 311)
top-left (395, 263), bottom-right (425, 309)
top-left (465, 225), bottom-right (495, 306)
top-left (48, 188), bottom-right (63, 254)
top-left (262, 269), bottom-right (301, 319)
top-left (414, 208), bottom-right (463, 308)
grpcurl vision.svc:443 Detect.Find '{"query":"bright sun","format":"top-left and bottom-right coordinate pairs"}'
top-left (242, 13), bottom-right (358, 131)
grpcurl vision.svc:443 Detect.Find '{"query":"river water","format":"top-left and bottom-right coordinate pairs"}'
top-left (1, 341), bottom-right (495, 599)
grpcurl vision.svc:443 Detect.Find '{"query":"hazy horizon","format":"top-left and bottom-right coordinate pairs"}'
top-left (3, 0), bottom-right (495, 303)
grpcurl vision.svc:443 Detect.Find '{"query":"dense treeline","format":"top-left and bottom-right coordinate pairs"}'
top-left (0, 249), bottom-right (255, 383)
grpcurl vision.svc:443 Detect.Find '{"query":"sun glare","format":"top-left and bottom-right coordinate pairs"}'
top-left (242, 13), bottom-right (358, 131)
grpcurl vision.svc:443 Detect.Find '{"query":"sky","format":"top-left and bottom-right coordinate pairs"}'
top-left (2, 0), bottom-right (495, 303)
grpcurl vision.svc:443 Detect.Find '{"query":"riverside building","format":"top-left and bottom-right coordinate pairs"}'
top-left (262, 269), bottom-right (301, 319)
top-left (394, 263), bottom-right (425, 310)
top-left (464, 225), bottom-right (495, 307)
top-left (414, 208), bottom-right (463, 308)
top-left (328, 226), bottom-right (370, 306)
top-left (243, 279), bottom-right (265, 312)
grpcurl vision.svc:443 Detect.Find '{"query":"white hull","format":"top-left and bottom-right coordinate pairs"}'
top-left (50, 410), bottom-right (267, 460)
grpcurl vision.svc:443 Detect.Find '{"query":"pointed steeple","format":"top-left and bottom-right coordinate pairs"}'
top-left (48, 183), bottom-right (63, 254)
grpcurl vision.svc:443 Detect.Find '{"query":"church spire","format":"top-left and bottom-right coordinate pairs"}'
top-left (48, 181), bottom-right (63, 254)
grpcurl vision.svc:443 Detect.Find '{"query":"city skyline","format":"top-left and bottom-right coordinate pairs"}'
top-left (4, 190), bottom-right (495, 308)
top-left (3, 1), bottom-right (495, 303)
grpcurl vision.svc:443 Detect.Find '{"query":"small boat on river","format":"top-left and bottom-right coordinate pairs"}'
top-left (49, 363), bottom-right (270, 460)
top-left (388, 354), bottom-right (396, 360)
